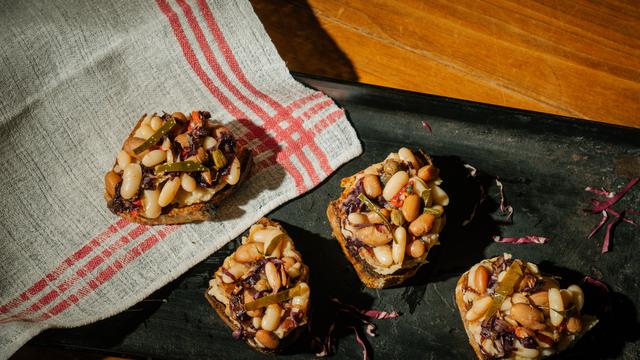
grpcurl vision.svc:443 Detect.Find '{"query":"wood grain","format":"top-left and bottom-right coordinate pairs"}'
top-left (252, 0), bottom-right (640, 127)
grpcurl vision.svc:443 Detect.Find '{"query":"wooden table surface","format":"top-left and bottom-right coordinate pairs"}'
top-left (252, 0), bottom-right (640, 128)
top-left (11, 1), bottom-right (639, 359)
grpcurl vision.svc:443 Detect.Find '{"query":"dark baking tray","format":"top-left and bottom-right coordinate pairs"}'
top-left (26, 74), bottom-right (640, 359)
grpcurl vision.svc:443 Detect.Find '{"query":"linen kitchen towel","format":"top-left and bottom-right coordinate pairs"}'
top-left (0, 0), bottom-right (361, 357)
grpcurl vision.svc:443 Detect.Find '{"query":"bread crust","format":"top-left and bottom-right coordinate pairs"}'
top-left (455, 272), bottom-right (485, 360)
top-left (105, 113), bottom-right (252, 225)
top-left (204, 218), bottom-right (309, 353)
top-left (327, 200), bottom-right (427, 288)
top-left (326, 152), bottom-right (440, 289)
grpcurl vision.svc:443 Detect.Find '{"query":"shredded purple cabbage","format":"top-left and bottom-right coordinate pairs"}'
top-left (342, 179), bottom-right (366, 214)
top-left (314, 322), bottom-right (335, 357)
top-left (361, 309), bottom-right (401, 319)
top-left (108, 183), bottom-right (140, 213)
top-left (588, 176), bottom-right (639, 213)
top-left (606, 208), bottom-right (638, 226)
top-left (462, 163), bottom-right (485, 226)
top-left (229, 293), bottom-right (247, 322)
top-left (218, 131), bottom-right (236, 155)
top-left (232, 328), bottom-right (243, 339)
top-left (601, 213), bottom-right (622, 253)
top-left (585, 186), bottom-right (615, 198)
top-left (521, 336), bottom-right (537, 349)
top-left (584, 177), bottom-right (639, 253)
top-left (480, 317), bottom-right (515, 358)
top-left (588, 210), bottom-right (609, 239)
top-left (291, 309), bottom-right (304, 325)
top-left (492, 236), bottom-right (549, 244)
top-left (220, 267), bottom-right (237, 282)
top-left (315, 299), bottom-right (400, 358)
top-left (495, 178), bottom-right (514, 222)
top-left (241, 258), bottom-right (282, 287)
top-left (187, 126), bottom-right (208, 157)
top-left (583, 275), bottom-right (609, 293)
top-left (487, 257), bottom-right (513, 293)
top-left (140, 165), bottom-right (156, 190)
top-left (349, 326), bottom-right (370, 360)
top-left (421, 120), bottom-right (432, 134)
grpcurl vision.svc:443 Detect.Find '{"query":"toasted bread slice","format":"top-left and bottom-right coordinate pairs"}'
top-left (205, 218), bottom-right (310, 353)
top-left (104, 111), bottom-right (252, 225)
top-left (326, 147), bottom-right (448, 288)
top-left (455, 254), bottom-right (598, 359)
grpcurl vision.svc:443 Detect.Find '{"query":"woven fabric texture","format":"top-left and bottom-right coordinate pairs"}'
top-left (0, 0), bottom-right (361, 357)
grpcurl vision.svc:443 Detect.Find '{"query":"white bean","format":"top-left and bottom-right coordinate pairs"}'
top-left (120, 163), bottom-right (142, 199)
top-left (286, 262), bottom-right (302, 279)
top-left (511, 292), bottom-right (529, 304)
top-left (161, 137), bottom-right (171, 151)
top-left (222, 262), bottom-right (247, 283)
top-left (255, 329), bottom-right (279, 349)
top-left (265, 262), bottom-right (281, 293)
top-left (292, 282), bottom-right (310, 308)
top-left (431, 185), bottom-right (449, 206)
top-left (386, 152), bottom-right (400, 161)
top-left (142, 114), bottom-right (153, 125)
top-left (203, 136), bottom-right (218, 149)
top-left (548, 288), bottom-right (564, 326)
top-left (135, 124), bottom-right (155, 139)
top-left (158, 177), bottom-right (181, 207)
top-left (382, 171), bottom-right (409, 201)
top-left (348, 212), bottom-right (368, 225)
top-left (261, 304), bottom-right (282, 331)
top-left (392, 226), bottom-right (407, 264)
top-left (180, 173), bottom-right (196, 192)
top-left (254, 279), bottom-right (270, 292)
top-left (500, 297), bottom-right (512, 312)
top-left (280, 265), bottom-right (288, 287)
top-left (117, 150), bottom-right (131, 169)
top-left (141, 149), bottom-right (167, 167)
top-left (150, 116), bottom-right (163, 131)
top-left (567, 284), bottom-right (584, 311)
top-left (411, 176), bottom-right (429, 197)
top-left (142, 189), bottom-right (161, 219)
top-left (226, 157), bottom-right (241, 185)
top-left (252, 316), bottom-right (262, 329)
top-left (373, 245), bottom-right (393, 267)
top-left (235, 243), bottom-right (264, 263)
top-left (252, 228), bottom-right (284, 243)
top-left (264, 233), bottom-right (285, 257)
top-left (466, 296), bottom-right (492, 321)
top-left (398, 147), bottom-right (419, 169)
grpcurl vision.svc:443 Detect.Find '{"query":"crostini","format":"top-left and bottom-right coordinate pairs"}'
top-left (327, 147), bottom-right (448, 288)
top-left (205, 218), bottom-right (310, 353)
top-left (455, 254), bottom-right (598, 359)
top-left (104, 111), bottom-right (251, 224)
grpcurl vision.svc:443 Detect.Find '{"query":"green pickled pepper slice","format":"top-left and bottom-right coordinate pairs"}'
top-left (485, 261), bottom-right (523, 320)
top-left (243, 283), bottom-right (307, 311)
top-left (357, 193), bottom-right (397, 244)
top-left (133, 117), bottom-right (177, 154)
top-left (265, 234), bottom-right (287, 256)
top-left (154, 160), bottom-right (208, 174)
